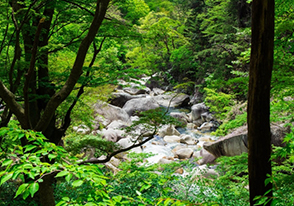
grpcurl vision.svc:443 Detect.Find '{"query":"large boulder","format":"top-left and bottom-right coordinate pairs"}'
top-left (170, 112), bottom-right (189, 125)
top-left (152, 88), bottom-right (165, 96)
top-left (123, 83), bottom-right (151, 95)
top-left (180, 135), bottom-right (199, 145)
top-left (163, 135), bottom-right (181, 143)
top-left (116, 136), bottom-right (142, 153)
top-left (93, 102), bottom-right (130, 125)
top-left (203, 124), bottom-right (290, 158)
top-left (153, 92), bottom-right (190, 108)
top-left (122, 97), bottom-right (160, 116)
top-left (100, 129), bottom-right (125, 142)
top-left (195, 148), bottom-right (217, 165)
top-left (203, 134), bottom-right (248, 157)
top-left (109, 92), bottom-right (145, 108)
top-left (174, 148), bottom-right (194, 159)
top-left (106, 120), bottom-right (129, 130)
top-left (158, 125), bottom-right (181, 138)
top-left (191, 103), bottom-right (209, 122)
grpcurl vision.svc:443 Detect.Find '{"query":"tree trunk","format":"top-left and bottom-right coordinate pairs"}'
top-left (247, 0), bottom-right (274, 205)
top-left (38, 174), bottom-right (56, 206)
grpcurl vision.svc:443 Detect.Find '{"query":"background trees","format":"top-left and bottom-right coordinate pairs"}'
top-left (0, 0), bottom-right (294, 205)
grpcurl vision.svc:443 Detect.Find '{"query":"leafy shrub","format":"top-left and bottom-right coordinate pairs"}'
top-left (204, 87), bottom-right (235, 120)
top-left (213, 112), bottom-right (247, 136)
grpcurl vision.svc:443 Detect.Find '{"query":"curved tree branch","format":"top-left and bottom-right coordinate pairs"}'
top-left (0, 80), bottom-right (26, 128)
top-left (79, 131), bottom-right (156, 165)
top-left (34, 0), bottom-right (111, 132)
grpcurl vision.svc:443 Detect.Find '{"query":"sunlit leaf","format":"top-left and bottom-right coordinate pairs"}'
top-left (15, 183), bottom-right (29, 198)
top-left (72, 180), bottom-right (83, 187)
top-left (0, 173), bottom-right (13, 185)
top-left (29, 182), bottom-right (39, 197)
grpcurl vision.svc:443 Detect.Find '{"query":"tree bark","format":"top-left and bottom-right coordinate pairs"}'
top-left (1, 1), bottom-right (111, 206)
top-left (34, 0), bottom-right (111, 133)
top-left (247, 0), bottom-right (274, 205)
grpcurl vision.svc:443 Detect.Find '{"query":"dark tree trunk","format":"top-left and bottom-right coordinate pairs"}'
top-left (247, 0), bottom-right (274, 205)
top-left (0, 1), bottom-right (111, 206)
top-left (38, 174), bottom-right (56, 206)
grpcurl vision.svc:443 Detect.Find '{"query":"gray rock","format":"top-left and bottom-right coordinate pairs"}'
top-left (191, 103), bottom-right (209, 121)
top-left (170, 112), bottom-right (189, 125)
top-left (163, 135), bottom-right (181, 143)
top-left (116, 136), bottom-right (142, 153)
top-left (152, 88), bottom-right (165, 96)
top-left (93, 101), bottom-right (130, 123)
top-left (122, 97), bottom-right (160, 116)
top-left (158, 125), bottom-right (181, 137)
top-left (123, 85), bottom-right (151, 95)
top-left (109, 92), bottom-right (145, 108)
top-left (197, 121), bottom-right (220, 132)
top-left (101, 129), bottom-right (125, 142)
top-left (153, 92), bottom-right (190, 108)
top-left (180, 135), bottom-right (199, 145)
top-left (203, 124), bottom-right (290, 158)
top-left (201, 112), bottom-right (214, 122)
top-left (174, 148), bottom-right (194, 159)
top-left (73, 124), bottom-right (91, 134)
top-left (106, 120), bottom-right (129, 130)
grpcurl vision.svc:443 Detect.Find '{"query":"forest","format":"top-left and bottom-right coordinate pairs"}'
top-left (0, 0), bottom-right (293, 205)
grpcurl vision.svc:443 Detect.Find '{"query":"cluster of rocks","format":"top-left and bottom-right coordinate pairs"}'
top-left (72, 77), bottom-right (221, 174)
top-left (72, 77), bottom-right (290, 179)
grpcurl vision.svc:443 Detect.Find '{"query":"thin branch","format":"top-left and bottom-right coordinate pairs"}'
top-left (0, 80), bottom-right (27, 128)
top-left (62, 0), bottom-right (95, 16)
top-left (79, 131), bottom-right (156, 165)
top-left (47, 27), bottom-right (89, 54)
top-left (0, 24), bottom-right (9, 56)
top-left (60, 37), bottom-right (106, 133)
top-left (34, 0), bottom-right (111, 132)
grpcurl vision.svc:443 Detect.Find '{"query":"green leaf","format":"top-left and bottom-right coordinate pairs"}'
top-left (72, 180), bottom-right (83, 187)
top-left (0, 173), bottom-right (13, 185)
top-left (56, 201), bottom-right (66, 206)
top-left (55, 170), bottom-right (69, 178)
top-left (29, 182), bottom-right (39, 197)
top-left (24, 144), bottom-right (37, 152)
top-left (112, 196), bottom-right (122, 203)
top-left (85, 203), bottom-right (98, 206)
top-left (48, 154), bottom-right (57, 160)
top-left (271, 199), bottom-right (278, 206)
top-left (23, 189), bottom-right (30, 200)
top-left (264, 177), bottom-right (272, 186)
top-left (164, 198), bottom-right (172, 206)
top-left (12, 170), bottom-right (21, 180)
top-left (65, 173), bottom-right (73, 183)
top-left (135, 190), bottom-right (142, 196)
top-left (15, 183), bottom-right (29, 198)
top-left (1, 159), bottom-right (13, 167)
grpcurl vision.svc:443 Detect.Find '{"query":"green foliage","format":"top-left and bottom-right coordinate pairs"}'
top-left (204, 88), bottom-right (235, 120)
top-left (213, 113), bottom-right (247, 136)
top-left (254, 129), bottom-right (294, 205)
top-left (0, 128), bottom-right (109, 205)
top-left (115, 0), bottom-right (150, 24)
top-left (226, 70), bottom-right (249, 101)
top-left (167, 153), bottom-right (249, 206)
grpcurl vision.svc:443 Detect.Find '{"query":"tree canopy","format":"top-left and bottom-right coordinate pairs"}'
top-left (0, 0), bottom-right (294, 205)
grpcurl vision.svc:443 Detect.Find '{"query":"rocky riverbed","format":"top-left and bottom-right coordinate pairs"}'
top-left (73, 77), bottom-right (289, 176)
